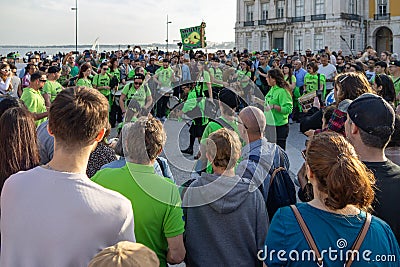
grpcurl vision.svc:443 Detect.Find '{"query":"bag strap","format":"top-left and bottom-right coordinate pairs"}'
top-left (156, 157), bottom-right (166, 177)
top-left (345, 213), bottom-right (372, 267)
top-left (291, 205), bottom-right (373, 267)
top-left (290, 205), bottom-right (324, 266)
top-left (393, 77), bottom-right (400, 85)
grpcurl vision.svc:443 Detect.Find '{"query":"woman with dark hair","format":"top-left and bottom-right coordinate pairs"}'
top-left (21, 63), bottom-right (38, 89)
top-left (0, 63), bottom-right (12, 95)
top-left (373, 74), bottom-right (396, 107)
top-left (282, 64), bottom-right (296, 92)
top-left (265, 132), bottom-right (400, 266)
top-left (264, 68), bottom-right (293, 150)
top-left (302, 72), bottom-right (374, 136)
top-left (304, 62), bottom-right (326, 97)
top-left (75, 62), bottom-right (93, 87)
top-left (0, 107), bottom-right (40, 191)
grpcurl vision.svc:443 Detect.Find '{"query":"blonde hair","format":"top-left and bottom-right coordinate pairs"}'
top-left (206, 128), bottom-right (241, 170)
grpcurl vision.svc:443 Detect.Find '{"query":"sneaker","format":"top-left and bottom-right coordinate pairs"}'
top-left (181, 147), bottom-right (193, 155)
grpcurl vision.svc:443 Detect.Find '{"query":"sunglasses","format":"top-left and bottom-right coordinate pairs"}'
top-left (102, 68), bottom-right (109, 71)
top-left (39, 79), bottom-right (47, 82)
top-left (134, 82), bottom-right (143, 86)
top-left (1, 69), bottom-right (10, 72)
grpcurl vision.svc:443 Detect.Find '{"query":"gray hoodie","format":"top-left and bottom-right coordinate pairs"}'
top-left (183, 173), bottom-right (268, 267)
top-left (236, 138), bottom-right (290, 201)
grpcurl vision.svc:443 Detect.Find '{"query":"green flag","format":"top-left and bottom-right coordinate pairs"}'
top-left (180, 22), bottom-right (206, 51)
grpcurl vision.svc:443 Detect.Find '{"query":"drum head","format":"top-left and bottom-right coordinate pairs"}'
top-left (167, 95), bottom-right (180, 109)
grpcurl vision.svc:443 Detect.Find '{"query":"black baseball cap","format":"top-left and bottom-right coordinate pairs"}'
top-left (345, 93), bottom-right (395, 137)
top-left (389, 60), bottom-right (400, 67)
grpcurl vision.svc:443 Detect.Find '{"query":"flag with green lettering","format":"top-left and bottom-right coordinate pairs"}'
top-left (180, 22), bottom-right (207, 51)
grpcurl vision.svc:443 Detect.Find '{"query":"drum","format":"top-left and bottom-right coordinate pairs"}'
top-left (159, 87), bottom-right (173, 94)
top-left (167, 95), bottom-right (180, 110)
top-left (298, 91), bottom-right (316, 113)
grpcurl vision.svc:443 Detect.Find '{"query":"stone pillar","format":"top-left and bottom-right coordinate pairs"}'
top-left (393, 34), bottom-right (400, 54)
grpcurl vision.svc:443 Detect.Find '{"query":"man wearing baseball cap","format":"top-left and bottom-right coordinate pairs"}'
top-left (388, 60), bottom-right (400, 103)
top-left (344, 93), bottom-right (400, 243)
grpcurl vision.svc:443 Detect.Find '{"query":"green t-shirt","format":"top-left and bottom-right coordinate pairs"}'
top-left (209, 67), bottom-right (223, 88)
top-left (92, 163), bottom-right (185, 267)
top-left (21, 87), bottom-right (47, 126)
top-left (57, 75), bottom-right (70, 87)
top-left (68, 64), bottom-right (79, 77)
top-left (196, 70), bottom-right (211, 94)
top-left (391, 75), bottom-right (400, 97)
top-left (121, 82), bottom-right (151, 108)
top-left (237, 69), bottom-right (251, 88)
top-left (155, 67), bottom-right (174, 88)
top-left (264, 85), bottom-right (293, 126)
top-left (107, 68), bottom-right (121, 82)
top-left (93, 73), bottom-right (111, 96)
top-left (304, 73), bottom-right (327, 99)
top-left (42, 80), bottom-right (63, 102)
top-left (128, 69), bottom-right (148, 79)
top-left (181, 88), bottom-right (208, 125)
top-left (76, 78), bottom-right (92, 88)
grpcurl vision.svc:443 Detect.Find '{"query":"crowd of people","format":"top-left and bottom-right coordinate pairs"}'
top-left (0, 44), bottom-right (399, 266)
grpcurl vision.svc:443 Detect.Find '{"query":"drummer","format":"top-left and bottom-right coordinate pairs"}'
top-left (119, 73), bottom-right (153, 117)
top-left (152, 58), bottom-right (175, 121)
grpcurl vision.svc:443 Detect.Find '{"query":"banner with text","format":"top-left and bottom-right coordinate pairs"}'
top-left (180, 22), bottom-right (206, 51)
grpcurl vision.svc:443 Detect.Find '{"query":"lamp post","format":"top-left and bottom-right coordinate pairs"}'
top-left (166, 15), bottom-right (172, 52)
top-left (71, 0), bottom-right (78, 53)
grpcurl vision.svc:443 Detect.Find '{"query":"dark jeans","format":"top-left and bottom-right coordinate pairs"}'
top-left (109, 97), bottom-right (123, 128)
top-left (265, 124), bottom-right (289, 150)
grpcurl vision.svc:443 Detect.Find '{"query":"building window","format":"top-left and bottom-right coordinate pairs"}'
top-left (261, 3), bottom-right (268, 20)
top-left (315, 0), bottom-right (324, 15)
top-left (246, 4), bottom-right (254, 21)
top-left (349, 0), bottom-right (357, 14)
top-left (378, 0), bottom-right (388, 15)
top-left (314, 34), bottom-right (323, 52)
top-left (350, 34), bottom-right (356, 50)
top-left (261, 32), bottom-right (268, 51)
top-left (246, 33), bottom-right (253, 50)
top-left (277, 0), bottom-right (284, 18)
top-left (295, 0), bottom-right (304, 17)
top-left (294, 35), bottom-right (303, 53)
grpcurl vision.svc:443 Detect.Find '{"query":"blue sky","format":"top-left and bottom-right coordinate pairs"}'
top-left (2, 0), bottom-right (236, 45)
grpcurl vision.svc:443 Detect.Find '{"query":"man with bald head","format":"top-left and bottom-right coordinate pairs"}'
top-left (236, 106), bottom-right (290, 203)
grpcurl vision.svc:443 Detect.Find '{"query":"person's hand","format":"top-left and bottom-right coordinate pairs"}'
top-left (304, 130), bottom-right (315, 137)
top-left (104, 86), bottom-right (111, 90)
top-left (312, 96), bottom-right (320, 109)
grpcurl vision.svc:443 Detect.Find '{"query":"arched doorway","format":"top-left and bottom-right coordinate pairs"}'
top-left (375, 27), bottom-right (393, 53)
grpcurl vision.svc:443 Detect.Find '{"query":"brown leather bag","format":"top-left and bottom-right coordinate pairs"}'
top-left (290, 205), bottom-right (372, 267)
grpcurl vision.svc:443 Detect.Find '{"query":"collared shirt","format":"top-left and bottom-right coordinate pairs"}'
top-left (294, 67), bottom-right (307, 87)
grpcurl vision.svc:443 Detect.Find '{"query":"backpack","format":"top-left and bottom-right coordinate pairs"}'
top-left (248, 145), bottom-right (296, 219)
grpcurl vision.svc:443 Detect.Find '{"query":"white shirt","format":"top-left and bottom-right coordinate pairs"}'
top-left (1, 166), bottom-right (135, 267)
top-left (318, 63), bottom-right (337, 90)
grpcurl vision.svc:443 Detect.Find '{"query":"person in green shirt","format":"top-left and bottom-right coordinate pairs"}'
top-left (195, 61), bottom-right (213, 98)
top-left (199, 88), bottom-right (241, 173)
top-left (75, 63), bottom-right (93, 88)
top-left (20, 71), bottom-right (48, 126)
top-left (153, 59), bottom-right (176, 121)
top-left (180, 83), bottom-right (208, 156)
top-left (119, 73), bottom-right (152, 115)
top-left (209, 57), bottom-right (225, 98)
top-left (388, 60), bottom-right (400, 105)
top-left (92, 63), bottom-right (111, 97)
top-left (42, 66), bottom-right (63, 107)
top-left (92, 117), bottom-right (186, 266)
top-left (304, 62), bottom-right (326, 99)
top-left (62, 52), bottom-right (79, 77)
top-left (264, 69), bottom-right (293, 150)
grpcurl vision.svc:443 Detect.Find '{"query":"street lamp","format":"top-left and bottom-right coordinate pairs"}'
top-left (71, 0), bottom-right (78, 53)
top-left (166, 15), bottom-right (172, 52)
